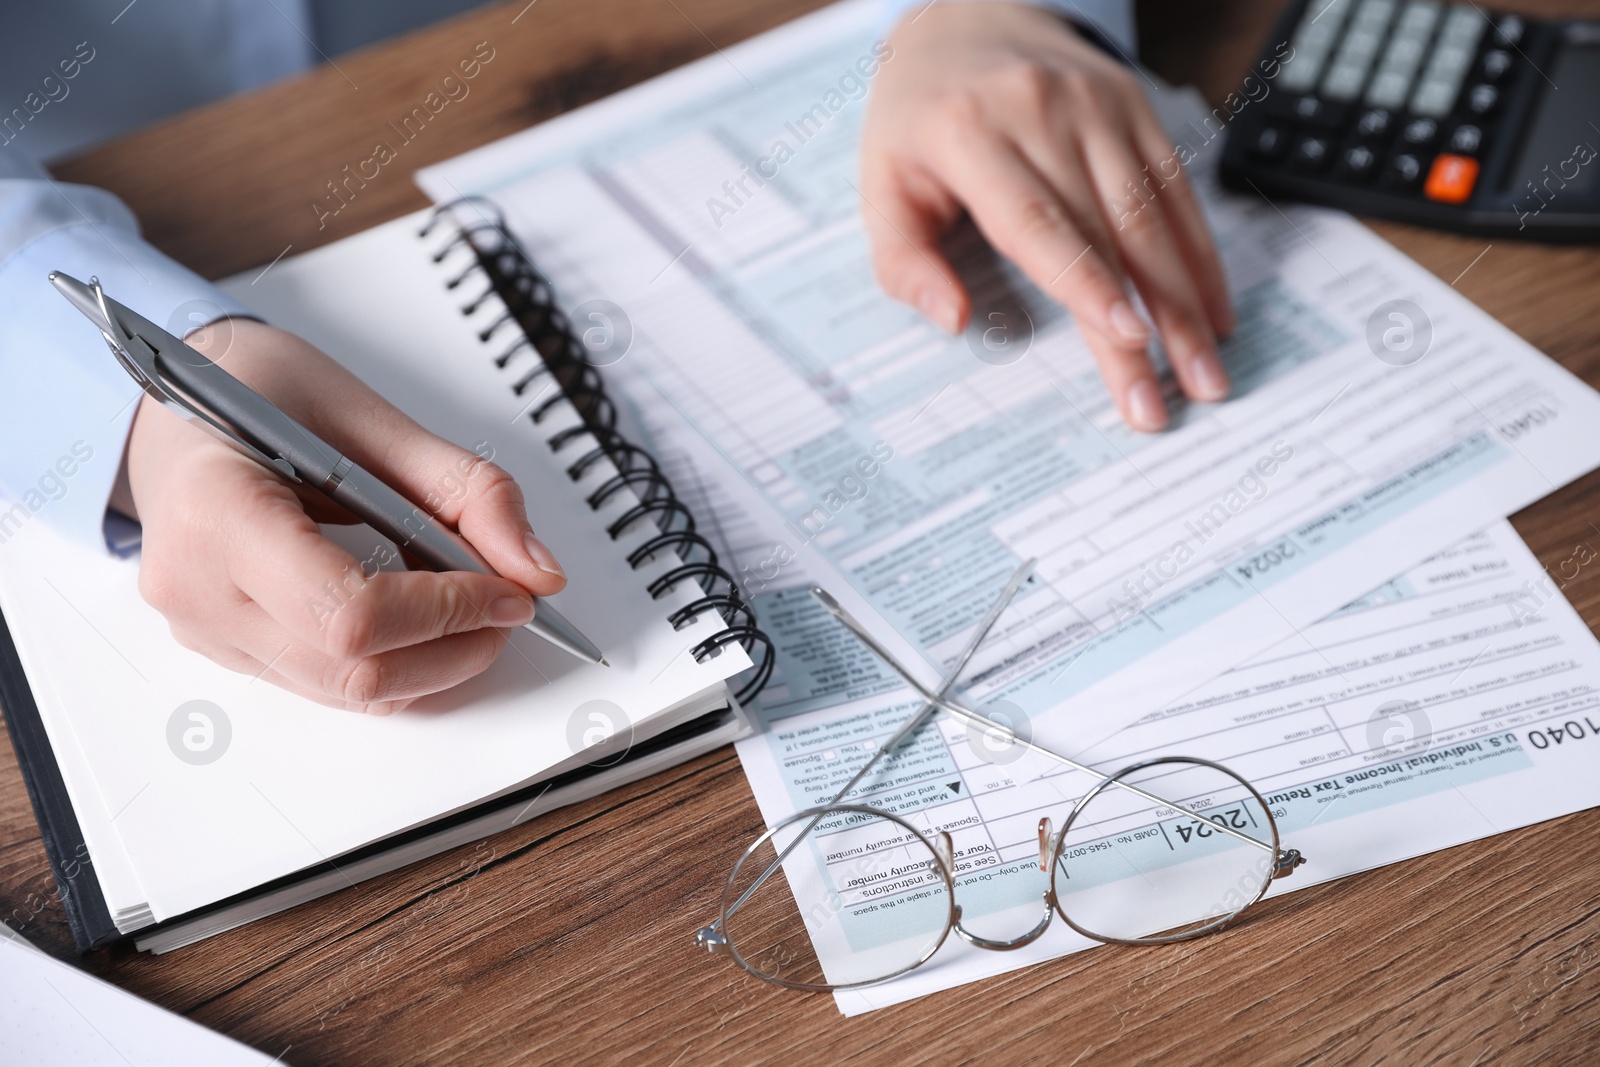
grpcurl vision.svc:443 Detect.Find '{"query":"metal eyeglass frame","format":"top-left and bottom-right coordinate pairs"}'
top-left (695, 559), bottom-right (1306, 992)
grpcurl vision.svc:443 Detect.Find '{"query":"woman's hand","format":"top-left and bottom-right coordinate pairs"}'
top-left (123, 319), bottom-right (567, 714)
top-left (862, 2), bottom-right (1235, 431)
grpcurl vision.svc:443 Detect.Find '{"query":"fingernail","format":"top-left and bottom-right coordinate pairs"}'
top-left (1109, 300), bottom-right (1150, 343)
top-left (1189, 350), bottom-right (1230, 402)
top-left (918, 288), bottom-right (961, 334)
top-left (488, 596), bottom-right (535, 627)
top-left (1126, 379), bottom-right (1167, 432)
top-left (523, 531), bottom-right (566, 579)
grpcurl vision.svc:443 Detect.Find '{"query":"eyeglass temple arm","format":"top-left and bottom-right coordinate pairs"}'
top-left (809, 557), bottom-right (1037, 814)
top-left (811, 586), bottom-right (1283, 858)
top-left (704, 560), bottom-right (1040, 938)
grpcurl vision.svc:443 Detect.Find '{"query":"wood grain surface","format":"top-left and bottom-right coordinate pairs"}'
top-left (7, 1), bottom-right (1600, 1063)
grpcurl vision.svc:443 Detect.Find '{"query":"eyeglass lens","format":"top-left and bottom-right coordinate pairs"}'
top-left (722, 807), bottom-right (954, 990)
top-left (1052, 758), bottom-right (1277, 943)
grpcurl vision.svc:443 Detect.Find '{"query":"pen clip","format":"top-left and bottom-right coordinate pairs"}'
top-left (59, 274), bottom-right (302, 484)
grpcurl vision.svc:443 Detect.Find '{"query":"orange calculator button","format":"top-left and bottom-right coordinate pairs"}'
top-left (1424, 154), bottom-right (1479, 204)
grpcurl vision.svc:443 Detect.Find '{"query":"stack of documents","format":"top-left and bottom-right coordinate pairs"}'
top-left (418, 0), bottom-right (1600, 1011)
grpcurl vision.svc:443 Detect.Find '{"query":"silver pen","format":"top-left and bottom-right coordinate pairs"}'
top-left (51, 271), bottom-right (607, 666)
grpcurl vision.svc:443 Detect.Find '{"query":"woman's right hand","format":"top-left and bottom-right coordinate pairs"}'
top-left (124, 318), bottom-right (568, 714)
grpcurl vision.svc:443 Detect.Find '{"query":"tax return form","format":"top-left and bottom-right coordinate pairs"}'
top-left (419, 0), bottom-right (1600, 758)
top-left (750, 519), bottom-right (1600, 1012)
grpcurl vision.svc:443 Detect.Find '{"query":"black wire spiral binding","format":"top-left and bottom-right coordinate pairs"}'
top-left (421, 199), bottom-right (775, 702)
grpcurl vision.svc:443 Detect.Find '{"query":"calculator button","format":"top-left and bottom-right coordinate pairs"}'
top-left (1402, 117), bottom-right (1438, 147)
top-left (1425, 154), bottom-right (1480, 203)
top-left (1384, 36), bottom-right (1427, 69)
top-left (1431, 42), bottom-right (1477, 80)
top-left (1339, 144), bottom-right (1379, 180)
top-left (1280, 51), bottom-right (1331, 94)
top-left (1366, 69), bottom-right (1414, 109)
top-left (1323, 61), bottom-right (1371, 101)
top-left (1252, 126), bottom-right (1290, 160)
top-left (1278, 56), bottom-right (1326, 94)
top-left (1354, 0), bottom-right (1398, 27)
top-left (1410, 76), bottom-right (1462, 117)
top-left (1281, 95), bottom-right (1347, 128)
top-left (1291, 136), bottom-right (1333, 172)
top-left (1340, 25), bottom-right (1387, 64)
top-left (1494, 15), bottom-right (1524, 47)
top-left (1382, 152), bottom-right (1425, 190)
top-left (1395, 0), bottom-right (1442, 38)
top-left (1279, 51), bottom-right (1329, 94)
top-left (1448, 124), bottom-right (1483, 154)
top-left (1466, 84), bottom-right (1498, 116)
top-left (1357, 108), bottom-right (1393, 138)
top-left (1439, 7), bottom-right (1486, 47)
top-left (1481, 49), bottom-right (1513, 82)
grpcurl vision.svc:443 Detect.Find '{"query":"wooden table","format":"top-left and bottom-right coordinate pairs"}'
top-left (7, 0), bottom-right (1600, 1062)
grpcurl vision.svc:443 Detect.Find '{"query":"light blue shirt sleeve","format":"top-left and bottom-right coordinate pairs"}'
top-left (0, 150), bottom-right (251, 554)
top-left (1025, 0), bottom-right (1135, 56)
top-left (882, 0), bottom-right (1136, 56)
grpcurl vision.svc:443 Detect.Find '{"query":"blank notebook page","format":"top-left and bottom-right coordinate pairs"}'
top-left (0, 209), bottom-right (747, 921)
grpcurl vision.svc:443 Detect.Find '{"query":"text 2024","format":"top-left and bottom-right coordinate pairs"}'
top-left (1174, 805), bottom-right (1250, 844)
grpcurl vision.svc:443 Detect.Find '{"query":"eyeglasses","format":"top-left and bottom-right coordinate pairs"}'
top-left (694, 560), bottom-right (1305, 992)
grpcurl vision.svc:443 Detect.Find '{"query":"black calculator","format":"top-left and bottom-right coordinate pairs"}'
top-left (1220, 0), bottom-right (1600, 241)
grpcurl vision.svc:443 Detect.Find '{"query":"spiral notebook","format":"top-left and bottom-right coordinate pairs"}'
top-left (0, 203), bottom-right (773, 952)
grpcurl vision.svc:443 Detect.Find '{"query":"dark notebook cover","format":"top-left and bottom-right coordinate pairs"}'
top-left (0, 602), bottom-right (119, 949)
